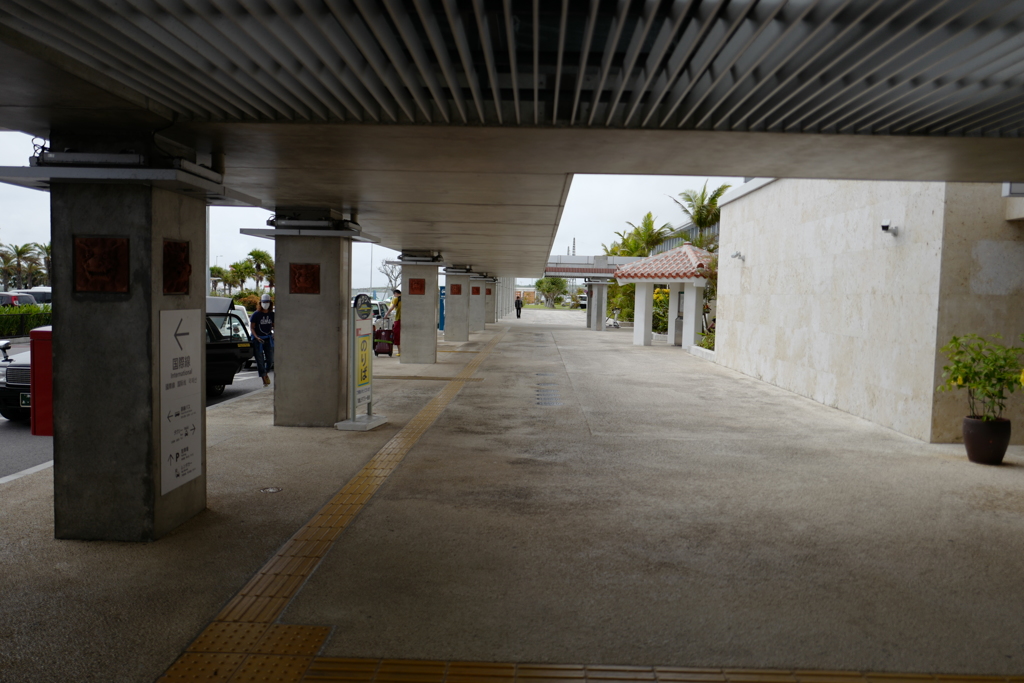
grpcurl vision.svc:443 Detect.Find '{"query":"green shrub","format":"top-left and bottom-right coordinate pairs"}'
top-left (0, 304), bottom-right (52, 336)
top-left (698, 330), bottom-right (715, 350)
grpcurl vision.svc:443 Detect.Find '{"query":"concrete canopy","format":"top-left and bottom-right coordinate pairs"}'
top-left (6, 3), bottom-right (1024, 274)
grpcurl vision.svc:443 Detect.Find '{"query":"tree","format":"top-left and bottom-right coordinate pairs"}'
top-left (221, 268), bottom-right (242, 295)
top-left (379, 259), bottom-right (401, 292)
top-left (210, 265), bottom-right (227, 293)
top-left (248, 248), bottom-right (274, 291)
top-left (1, 243), bottom-right (39, 289)
top-left (534, 277), bottom-right (568, 308)
top-left (33, 242), bottom-right (51, 285)
top-left (671, 181), bottom-right (732, 233)
top-left (229, 260), bottom-right (255, 291)
top-left (0, 251), bottom-right (14, 291)
top-left (624, 212), bottom-right (673, 256)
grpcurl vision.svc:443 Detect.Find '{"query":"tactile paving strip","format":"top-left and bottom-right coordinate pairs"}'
top-left (296, 661), bottom-right (1023, 683)
top-left (159, 331), bottom-right (509, 682)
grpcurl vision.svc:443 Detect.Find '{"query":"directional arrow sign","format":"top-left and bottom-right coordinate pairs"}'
top-left (173, 318), bottom-right (190, 350)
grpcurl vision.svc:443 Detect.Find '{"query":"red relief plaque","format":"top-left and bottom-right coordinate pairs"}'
top-left (486, 288), bottom-right (492, 295)
top-left (471, 286), bottom-right (480, 295)
top-left (74, 237), bottom-right (129, 293)
top-left (409, 278), bottom-right (426, 295)
top-left (449, 284), bottom-right (462, 295)
top-left (162, 240), bottom-right (191, 295)
top-left (290, 263), bottom-right (321, 294)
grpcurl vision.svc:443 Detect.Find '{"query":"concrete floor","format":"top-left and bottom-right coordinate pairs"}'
top-left (2, 309), bottom-right (1024, 682)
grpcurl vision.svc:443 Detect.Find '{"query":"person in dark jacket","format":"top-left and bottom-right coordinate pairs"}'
top-left (514, 295), bottom-right (523, 318)
top-left (250, 293), bottom-right (275, 385)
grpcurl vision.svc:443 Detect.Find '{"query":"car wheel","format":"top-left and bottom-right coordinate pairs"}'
top-left (0, 407), bottom-right (30, 422)
top-left (207, 384), bottom-right (226, 397)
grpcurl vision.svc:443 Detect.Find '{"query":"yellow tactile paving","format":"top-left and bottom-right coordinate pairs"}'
top-left (161, 331), bottom-right (508, 682)
top-left (230, 654), bottom-right (314, 682)
top-left (159, 652), bottom-right (247, 682)
top-left (253, 625), bottom-right (331, 656)
top-left (189, 622), bottom-right (270, 653)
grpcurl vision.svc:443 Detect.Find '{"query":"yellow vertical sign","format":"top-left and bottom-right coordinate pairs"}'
top-left (356, 331), bottom-right (372, 406)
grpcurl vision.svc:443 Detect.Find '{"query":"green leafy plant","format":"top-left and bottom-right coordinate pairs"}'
top-left (698, 330), bottom-right (715, 350)
top-left (937, 334), bottom-right (1024, 421)
top-left (652, 288), bottom-right (670, 333)
top-left (0, 303), bottom-right (52, 336)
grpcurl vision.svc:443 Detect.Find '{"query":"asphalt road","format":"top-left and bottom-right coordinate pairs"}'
top-left (0, 352), bottom-right (266, 480)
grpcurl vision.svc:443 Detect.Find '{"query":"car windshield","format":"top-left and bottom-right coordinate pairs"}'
top-left (207, 313), bottom-right (251, 342)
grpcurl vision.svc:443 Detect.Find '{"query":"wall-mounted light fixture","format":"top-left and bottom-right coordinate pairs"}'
top-left (881, 219), bottom-right (898, 236)
top-left (731, 251), bottom-right (745, 262)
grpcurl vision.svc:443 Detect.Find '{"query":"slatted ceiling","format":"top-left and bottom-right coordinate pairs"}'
top-left (2, 0), bottom-right (1024, 135)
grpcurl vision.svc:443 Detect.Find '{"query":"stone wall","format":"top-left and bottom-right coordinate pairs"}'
top-left (716, 179), bottom-right (947, 442)
top-left (717, 178), bottom-right (1024, 443)
top-left (930, 183), bottom-right (1024, 442)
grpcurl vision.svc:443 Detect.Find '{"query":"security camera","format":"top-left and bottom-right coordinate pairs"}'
top-left (881, 220), bottom-right (898, 236)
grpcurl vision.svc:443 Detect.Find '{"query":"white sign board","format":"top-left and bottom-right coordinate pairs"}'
top-left (354, 318), bottom-right (373, 407)
top-left (160, 309), bottom-right (203, 495)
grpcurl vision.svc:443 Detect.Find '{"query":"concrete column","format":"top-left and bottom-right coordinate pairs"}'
top-left (445, 274), bottom-right (470, 341)
top-left (590, 283), bottom-right (608, 331)
top-left (681, 282), bottom-right (705, 348)
top-left (275, 235), bottom-right (351, 426)
top-left (666, 282), bottom-right (682, 346)
top-left (400, 264), bottom-right (439, 364)
top-left (52, 183), bottom-right (207, 541)
top-left (470, 280), bottom-right (486, 332)
top-left (485, 283), bottom-right (497, 323)
top-left (633, 282), bottom-right (653, 346)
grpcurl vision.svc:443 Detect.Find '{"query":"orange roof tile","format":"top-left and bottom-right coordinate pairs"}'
top-left (613, 243), bottom-right (712, 281)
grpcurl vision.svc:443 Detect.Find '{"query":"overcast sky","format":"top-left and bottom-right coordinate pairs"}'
top-left (0, 131), bottom-right (740, 289)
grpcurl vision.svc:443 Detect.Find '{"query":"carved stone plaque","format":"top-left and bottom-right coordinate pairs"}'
top-left (74, 237), bottom-right (129, 293)
top-left (290, 263), bottom-right (321, 294)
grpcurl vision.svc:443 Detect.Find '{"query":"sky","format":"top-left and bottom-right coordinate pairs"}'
top-left (0, 131), bottom-right (740, 288)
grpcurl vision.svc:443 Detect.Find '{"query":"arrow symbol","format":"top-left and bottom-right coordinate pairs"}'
top-left (167, 454), bottom-right (174, 465)
top-left (167, 411), bottom-right (173, 422)
top-left (174, 318), bottom-right (189, 351)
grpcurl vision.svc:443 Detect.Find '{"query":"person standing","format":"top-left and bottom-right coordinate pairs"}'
top-left (384, 288), bottom-right (402, 357)
top-left (514, 295), bottom-right (523, 318)
top-left (250, 293), bottom-right (275, 385)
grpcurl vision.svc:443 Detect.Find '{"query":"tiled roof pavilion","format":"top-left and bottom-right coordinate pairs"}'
top-left (613, 244), bottom-right (712, 283)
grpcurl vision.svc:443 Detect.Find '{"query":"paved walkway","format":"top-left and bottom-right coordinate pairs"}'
top-left (2, 309), bottom-right (1024, 682)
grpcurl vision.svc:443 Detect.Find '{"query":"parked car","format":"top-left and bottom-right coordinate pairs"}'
top-left (0, 313), bottom-right (255, 421)
top-left (12, 287), bottom-right (51, 304)
top-left (578, 294), bottom-right (588, 309)
top-left (0, 292), bottom-right (37, 307)
top-left (0, 340), bottom-right (30, 421)
top-left (205, 312), bottom-right (254, 396)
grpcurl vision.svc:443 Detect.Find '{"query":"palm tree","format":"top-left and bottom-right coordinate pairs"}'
top-left (671, 181), bottom-right (732, 234)
top-left (1, 243), bottom-right (39, 289)
top-left (222, 269), bottom-right (242, 295)
top-left (0, 251), bottom-right (14, 291)
top-left (248, 249), bottom-right (274, 291)
top-left (624, 212), bottom-right (673, 256)
top-left (33, 242), bottom-right (52, 285)
top-left (229, 260), bottom-right (255, 292)
top-left (210, 265), bottom-right (227, 294)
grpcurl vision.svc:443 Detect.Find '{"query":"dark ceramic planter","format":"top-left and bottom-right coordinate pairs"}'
top-left (962, 417), bottom-right (1012, 465)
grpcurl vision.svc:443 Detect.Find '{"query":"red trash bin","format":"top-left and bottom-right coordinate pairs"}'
top-left (30, 325), bottom-right (53, 436)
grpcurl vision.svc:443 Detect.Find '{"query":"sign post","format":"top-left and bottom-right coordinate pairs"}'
top-left (336, 294), bottom-right (387, 431)
top-left (160, 309), bottom-right (203, 495)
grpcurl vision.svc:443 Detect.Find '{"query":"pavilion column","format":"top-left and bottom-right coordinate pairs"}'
top-left (485, 282), bottom-right (496, 323)
top-left (52, 181), bottom-right (207, 541)
top-left (666, 282), bottom-right (682, 346)
top-left (400, 265), bottom-right (439, 364)
top-left (633, 282), bottom-right (653, 346)
top-left (445, 274), bottom-right (470, 341)
top-left (590, 282), bottom-right (608, 331)
top-left (274, 234), bottom-right (351, 426)
top-left (469, 280), bottom-right (486, 332)
top-left (681, 282), bottom-right (705, 348)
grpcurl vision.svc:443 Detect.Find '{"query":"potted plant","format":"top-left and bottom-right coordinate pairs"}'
top-left (937, 334), bottom-right (1024, 465)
